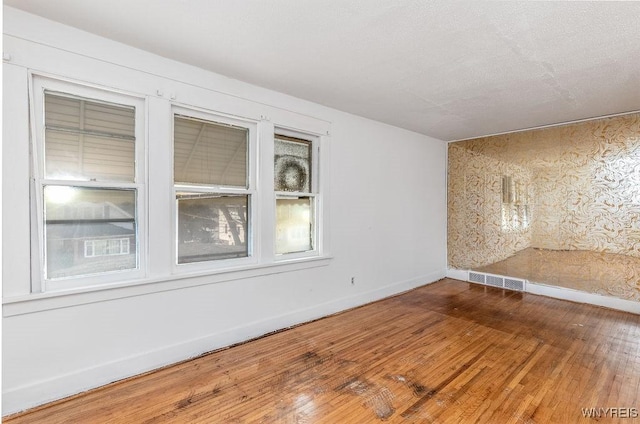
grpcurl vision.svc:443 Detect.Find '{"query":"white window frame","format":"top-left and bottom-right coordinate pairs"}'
top-left (10, 73), bottom-right (329, 311)
top-left (29, 75), bottom-right (147, 292)
top-left (3, 35), bottom-right (334, 314)
top-left (273, 127), bottom-right (321, 261)
top-left (84, 238), bottom-right (131, 258)
top-left (171, 105), bottom-right (259, 273)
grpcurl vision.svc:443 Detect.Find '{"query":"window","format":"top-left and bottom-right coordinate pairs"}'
top-left (274, 133), bottom-right (317, 255)
top-left (25, 74), bottom-right (326, 296)
top-left (45, 187), bottom-right (137, 278)
top-left (43, 93), bottom-right (136, 181)
top-left (84, 239), bottom-right (131, 258)
top-left (30, 77), bottom-right (145, 289)
top-left (173, 112), bottom-right (254, 264)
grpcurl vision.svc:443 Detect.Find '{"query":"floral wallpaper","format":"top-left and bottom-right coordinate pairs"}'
top-left (448, 113), bottom-right (640, 302)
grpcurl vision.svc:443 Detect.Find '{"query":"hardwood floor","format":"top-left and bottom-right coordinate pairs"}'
top-left (6, 279), bottom-right (640, 423)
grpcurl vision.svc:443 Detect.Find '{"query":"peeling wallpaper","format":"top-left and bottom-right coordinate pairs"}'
top-left (448, 113), bottom-right (640, 302)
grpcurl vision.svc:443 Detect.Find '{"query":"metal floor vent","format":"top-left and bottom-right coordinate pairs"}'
top-left (468, 272), bottom-right (485, 284)
top-left (467, 271), bottom-right (526, 292)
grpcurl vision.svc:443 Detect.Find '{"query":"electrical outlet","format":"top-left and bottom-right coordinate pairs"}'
top-left (351, 277), bottom-right (355, 285)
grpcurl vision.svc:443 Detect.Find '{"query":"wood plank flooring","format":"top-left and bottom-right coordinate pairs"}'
top-left (6, 279), bottom-right (640, 423)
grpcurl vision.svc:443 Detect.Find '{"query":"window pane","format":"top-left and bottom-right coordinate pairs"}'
top-left (177, 193), bottom-right (248, 263)
top-left (276, 197), bottom-right (314, 254)
top-left (44, 186), bottom-right (137, 279)
top-left (83, 238), bottom-right (130, 258)
top-left (275, 135), bottom-right (311, 192)
top-left (174, 116), bottom-right (248, 187)
top-left (44, 93), bottom-right (135, 182)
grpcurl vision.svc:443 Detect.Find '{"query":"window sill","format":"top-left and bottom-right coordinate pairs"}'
top-left (2, 255), bottom-right (332, 317)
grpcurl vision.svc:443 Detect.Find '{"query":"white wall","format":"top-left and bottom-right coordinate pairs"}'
top-left (1, 7), bottom-right (447, 415)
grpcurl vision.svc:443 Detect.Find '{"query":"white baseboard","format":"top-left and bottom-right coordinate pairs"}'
top-left (2, 269), bottom-right (445, 416)
top-left (446, 268), bottom-right (468, 281)
top-left (526, 282), bottom-right (640, 314)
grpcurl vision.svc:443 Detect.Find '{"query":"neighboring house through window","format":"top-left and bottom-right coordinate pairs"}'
top-left (28, 75), bottom-right (327, 294)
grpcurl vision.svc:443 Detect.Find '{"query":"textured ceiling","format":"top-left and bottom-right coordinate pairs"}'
top-left (5, 0), bottom-right (640, 141)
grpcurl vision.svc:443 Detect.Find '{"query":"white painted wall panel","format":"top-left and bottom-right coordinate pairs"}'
top-left (2, 6), bottom-right (447, 414)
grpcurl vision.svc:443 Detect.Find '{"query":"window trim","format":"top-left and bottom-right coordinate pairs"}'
top-left (29, 75), bottom-right (147, 292)
top-left (18, 71), bottom-right (330, 301)
top-left (3, 256), bottom-right (333, 317)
